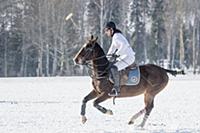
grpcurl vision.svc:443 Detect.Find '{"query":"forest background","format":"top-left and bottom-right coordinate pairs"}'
top-left (0, 0), bottom-right (200, 77)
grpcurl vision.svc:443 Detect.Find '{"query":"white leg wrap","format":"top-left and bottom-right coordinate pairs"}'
top-left (130, 108), bottom-right (146, 121)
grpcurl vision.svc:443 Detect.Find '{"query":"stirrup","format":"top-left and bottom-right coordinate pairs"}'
top-left (108, 89), bottom-right (120, 97)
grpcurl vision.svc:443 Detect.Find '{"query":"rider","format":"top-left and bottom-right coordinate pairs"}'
top-left (104, 21), bottom-right (136, 97)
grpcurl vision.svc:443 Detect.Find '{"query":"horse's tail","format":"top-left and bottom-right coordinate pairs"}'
top-left (163, 68), bottom-right (185, 76)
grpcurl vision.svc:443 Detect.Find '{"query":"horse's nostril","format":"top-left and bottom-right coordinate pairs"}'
top-left (73, 57), bottom-right (83, 65)
top-left (73, 57), bottom-right (78, 64)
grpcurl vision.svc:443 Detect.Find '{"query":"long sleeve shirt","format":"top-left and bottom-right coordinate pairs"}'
top-left (107, 33), bottom-right (135, 71)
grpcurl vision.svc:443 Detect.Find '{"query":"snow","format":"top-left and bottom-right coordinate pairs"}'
top-left (0, 75), bottom-right (200, 133)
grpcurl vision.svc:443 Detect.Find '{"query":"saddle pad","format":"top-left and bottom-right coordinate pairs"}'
top-left (126, 66), bottom-right (140, 85)
top-left (108, 66), bottom-right (140, 86)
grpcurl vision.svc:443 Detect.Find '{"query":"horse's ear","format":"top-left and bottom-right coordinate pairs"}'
top-left (87, 35), bottom-right (97, 43)
top-left (94, 36), bottom-right (98, 42)
top-left (90, 35), bottom-right (94, 40)
top-left (86, 35), bottom-right (93, 42)
top-left (91, 36), bottom-right (98, 42)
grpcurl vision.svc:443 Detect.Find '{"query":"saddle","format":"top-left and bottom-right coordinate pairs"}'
top-left (110, 63), bottom-right (141, 86)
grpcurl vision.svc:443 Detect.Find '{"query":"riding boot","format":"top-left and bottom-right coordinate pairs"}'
top-left (108, 66), bottom-right (120, 97)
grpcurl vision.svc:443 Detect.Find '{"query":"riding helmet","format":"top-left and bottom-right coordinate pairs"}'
top-left (105, 21), bottom-right (116, 29)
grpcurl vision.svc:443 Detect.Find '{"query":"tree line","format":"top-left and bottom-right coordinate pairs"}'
top-left (0, 0), bottom-right (200, 77)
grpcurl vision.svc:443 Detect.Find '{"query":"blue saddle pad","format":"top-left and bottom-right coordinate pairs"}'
top-left (126, 66), bottom-right (140, 86)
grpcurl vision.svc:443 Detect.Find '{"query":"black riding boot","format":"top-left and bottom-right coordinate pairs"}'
top-left (108, 65), bottom-right (120, 97)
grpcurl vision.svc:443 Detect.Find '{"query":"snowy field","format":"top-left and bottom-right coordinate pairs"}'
top-left (0, 75), bottom-right (200, 133)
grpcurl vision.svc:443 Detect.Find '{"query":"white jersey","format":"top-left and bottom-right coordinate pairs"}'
top-left (107, 33), bottom-right (135, 71)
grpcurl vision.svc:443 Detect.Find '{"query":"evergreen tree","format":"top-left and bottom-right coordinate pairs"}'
top-left (130, 0), bottom-right (151, 64)
top-left (149, 0), bottom-right (166, 64)
top-left (0, 0), bottom-right (24, 76)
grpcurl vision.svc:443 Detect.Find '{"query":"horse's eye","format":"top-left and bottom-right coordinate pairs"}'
top-left (86, 44), bottom-right (92, 48)
top-left (85, 44), bottom-right (92, 50)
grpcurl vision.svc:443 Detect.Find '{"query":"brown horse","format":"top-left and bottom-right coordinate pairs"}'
top-left (73, 35), bottom-right (184, 127)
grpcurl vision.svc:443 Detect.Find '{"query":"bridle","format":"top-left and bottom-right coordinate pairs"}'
top-left (82, 43), bottom-right (110, 79)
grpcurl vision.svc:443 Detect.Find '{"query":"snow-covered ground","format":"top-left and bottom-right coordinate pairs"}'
top-left (0, 75), bottom-right (200, 133)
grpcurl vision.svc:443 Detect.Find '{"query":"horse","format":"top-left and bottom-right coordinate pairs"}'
top-left (73, 35), bottom-right (184, 127)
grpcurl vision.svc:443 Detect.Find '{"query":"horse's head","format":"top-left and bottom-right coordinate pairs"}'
top-left (73, 35), bottom-right (99, 65)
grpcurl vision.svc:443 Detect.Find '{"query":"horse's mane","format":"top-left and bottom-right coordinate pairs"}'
top-left (91, 42), bottom-right (109, 77)
top-left (94, 42), bottom-right (106, 57)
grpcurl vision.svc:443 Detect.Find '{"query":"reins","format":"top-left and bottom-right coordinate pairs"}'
top-left (84, 55), bottom-right (110, 79)
top-left (84, 51), bottom-right (120, 80)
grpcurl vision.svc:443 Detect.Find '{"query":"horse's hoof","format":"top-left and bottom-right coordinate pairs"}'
top-left (106, 109), bottom-right (113, 115)
top-left (128, 121), bottom-right (134, 125)
top-left (137, 123), bottom-right (145, 128)
top-left (81, 115), bottom-right (87, 124)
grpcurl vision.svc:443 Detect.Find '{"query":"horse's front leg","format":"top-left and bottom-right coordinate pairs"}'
top-left (81, 90), bottom-right (98, 124)
top-left (93, 93), bottom-right (113, 115)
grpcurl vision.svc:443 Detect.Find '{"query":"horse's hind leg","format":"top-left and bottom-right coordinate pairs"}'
top-left (139, 93), bottom-right (154, 127)
top-left (128, 108), bottom-right (146, 125)
top-left (81, 90), bottom-right (98, 124)
top-left (128, 93), bottom-right (154, 126)
top-left (93, 93), bottom-right (113, 115)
